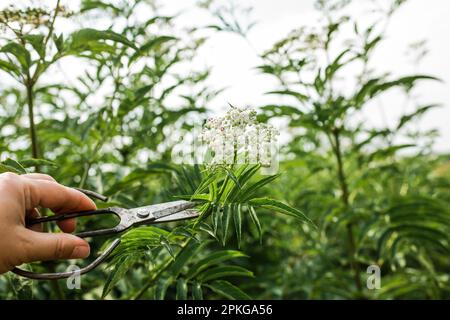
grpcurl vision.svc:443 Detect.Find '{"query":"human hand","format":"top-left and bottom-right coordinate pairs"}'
top-left (0, 172), bottom-right (95, 274)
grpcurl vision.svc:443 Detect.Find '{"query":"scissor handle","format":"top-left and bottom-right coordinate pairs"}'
top-left (12, 239), bottom-right (121, 280)
top-left (25, 207), bottom-right (128, 238)
top-left (12, 188), bottom-right (124, 280)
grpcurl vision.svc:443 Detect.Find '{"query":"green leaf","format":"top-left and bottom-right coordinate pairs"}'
top-left (248, 206), bottom-right (262, 243)
top-left (0, 59), bottom-right (20, 77)
top-left (1, 159), bottom-right (27, 174)
top-left (354, 75), bottom-right (439, 106)
top-left (198, 265), bottom-right (253, 282)
top-left (160, 236), bottom-right (175, 259)
top-left (68, 28), bottom-right (137, 52)
top-left (238, 174), bottom-right (280, 202)
top-left (154, 277), bottom-right (171, 300)
top-left (248, 197), bottom-right (314, 226)
top-left (19, 158), bottom-right (57, 168)
top-left (53, 34), bottom-right (64, 52)
top-left (80, 0), bottom-right (121, 13)
top-left (206, 280), bottom-right (251, 300)
top-left (199, 222), bottom-right (218, 240)
top-left (397, 104), bottom-right (440, 130)
top-left (260, 104), bottom-right (303, 117)
top-left (371, 75), bottom-right (440, 96)
top-left (221, 204), bottom-right (232, 246)
top-left (186, 250), bottom-right (248, 279)
top-left (233, 204), bottom-right (242, 248)
top-left (102, 255), bottom-right (138, 298)
top-left (325, 48), bottom-right (352, 81)
top-left (24, 34), bottom-right (45, 58)
top-left (129, 36), bottom-right (177, 65)
top-left (167, 241), bottom-right (204, 277)
top-left (1, 42), bottom-right (31, 70)
top-left (265, 90), bottom-right (308, 102)
top-left (192, 282), bottom-right (203, 300)
top-left (367, 144), bottom-right (415, 161)
top-left (176, 278), bottom-right (188, 300)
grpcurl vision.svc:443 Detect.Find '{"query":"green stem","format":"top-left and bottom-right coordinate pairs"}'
top-left (330, 128), bottom-right (363, 294)
top-left (26, 82), bottom-right (39, 160)
top-left (134, 237), bottom-right (194, 300)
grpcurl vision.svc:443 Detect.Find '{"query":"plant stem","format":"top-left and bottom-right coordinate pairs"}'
top-left (330, 128), bottom-right (363, 294)
top-left (26, 82), bottom-right (39, 160)
top-left (134, 237), bottom-right (194, 300)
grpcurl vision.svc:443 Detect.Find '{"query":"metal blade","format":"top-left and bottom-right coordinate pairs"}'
top-left (152, 209), bottom-right (200, 223)
top-left (128, 200), bottom-right (196, 221)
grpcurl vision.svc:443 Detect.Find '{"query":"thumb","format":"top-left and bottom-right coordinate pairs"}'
top-left (20, 230), bottom-right (90, 264)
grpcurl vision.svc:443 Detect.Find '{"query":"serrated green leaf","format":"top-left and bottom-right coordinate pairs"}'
top-left (68, 28), bottom-right (137, 52)
top-left (222, 204), bottom-right (231, 246)
top-left (248, 197), bottom-right (314, 226)
top-left (0, 59), bottom-right (20, 77)
top-left (24, 34), bottom-right (45, 58)
top-left (1, 42), bottom-right (31, 70)
top-left (176, 278), bottom-right (188, 300)
top-left (186, 250), bottom-right (247, 279)
top-left (102, 255), bottom-right (138, 299)
top-left (198, 265), bottom-right (253, 282)
top-left (248, 206), bottom-right (262, 243)
top-left (192, 282), bottom-right (203, 300)
top-left (20, 158), bottom-right (57, 168)
top-left (2, 159), bottom-right (27, 174)
top-left (233, 204), bottom-right (242, 248)
top-left (238, 174), bottom-right (280, 202)
top-left (266, 90), bottom-right (308, 101)
top-left (206, 280), bottom-right (251, 300)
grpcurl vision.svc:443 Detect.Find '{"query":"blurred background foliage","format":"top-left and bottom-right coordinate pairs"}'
top-left (0, 0), bottom-right (449, 299)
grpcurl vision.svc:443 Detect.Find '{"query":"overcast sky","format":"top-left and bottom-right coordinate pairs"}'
top-left (2, 0), bottom-right (449, 153)
top-left (174, 0), bottom-right (450, 153)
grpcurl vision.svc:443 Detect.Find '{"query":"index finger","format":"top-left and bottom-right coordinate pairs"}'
top-left (23, 178), bottom-right (97, 214)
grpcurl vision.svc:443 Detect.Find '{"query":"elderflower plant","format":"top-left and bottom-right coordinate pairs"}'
top-left (199, 107), bottom-right (279, 169)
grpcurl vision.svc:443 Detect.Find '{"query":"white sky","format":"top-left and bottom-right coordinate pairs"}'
top-left (180, 0), bottom-right (450, 153)
top-left (2, 0), bottom-right (450, 153)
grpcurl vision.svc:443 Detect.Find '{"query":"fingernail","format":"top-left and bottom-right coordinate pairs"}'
top-left (71, 245), bottom-right (90, 259)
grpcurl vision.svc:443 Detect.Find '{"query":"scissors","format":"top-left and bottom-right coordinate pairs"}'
top-left (12, 188), bottom-right (200, 280)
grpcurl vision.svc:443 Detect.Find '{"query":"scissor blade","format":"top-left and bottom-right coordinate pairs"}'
top-left (152, 209), bottom-right (200, 223)
top-left (129, 200), bottom-right (196, 221)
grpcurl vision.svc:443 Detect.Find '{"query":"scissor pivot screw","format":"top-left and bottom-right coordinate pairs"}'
top-left (137, 211), bottom-right (150, 218)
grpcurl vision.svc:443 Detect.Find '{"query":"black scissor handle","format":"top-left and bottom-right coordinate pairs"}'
top-left (12, 188), bottom-right (124, 280)
top-left (12, 239), bottom-right (121, 280)
top-left (25, 207), bottom-right (128, 238)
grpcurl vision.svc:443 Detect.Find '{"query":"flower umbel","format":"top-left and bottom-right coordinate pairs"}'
top-left (200, 107), bottom-right (279, 167)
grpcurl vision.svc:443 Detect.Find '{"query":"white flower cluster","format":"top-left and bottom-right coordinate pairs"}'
top-left (199, 107), bottom-right (279, 167)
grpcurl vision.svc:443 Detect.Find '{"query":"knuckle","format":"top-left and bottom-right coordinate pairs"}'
top-left (53, 237), bottom-right (69, 259)
top-left (0, 171), bottom-right (19, 182)
top-left (38, 173), bottom-right (56, 182)
top-left (0, 172), bottom-right (23, 197)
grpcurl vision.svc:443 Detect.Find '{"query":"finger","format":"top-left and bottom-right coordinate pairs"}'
top-left (20, 229), bottom-right (90, 264)
top-left (21, 177), bottom-right (87, 232)
top-left (21, 173), bottom-right (56, 182)
top-left (25, 205), bottom-right (76, 233)
top-left (22, 178), bottom-right (96, 214)
top-left (26, 208), bottom-right (43, 232)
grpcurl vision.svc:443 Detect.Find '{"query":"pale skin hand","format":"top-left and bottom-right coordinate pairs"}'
top-left (0, 172), bottom-right (94, 274)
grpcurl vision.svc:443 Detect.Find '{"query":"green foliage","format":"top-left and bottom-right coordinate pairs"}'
top-left (0, 0), bottom-right (448, 300)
